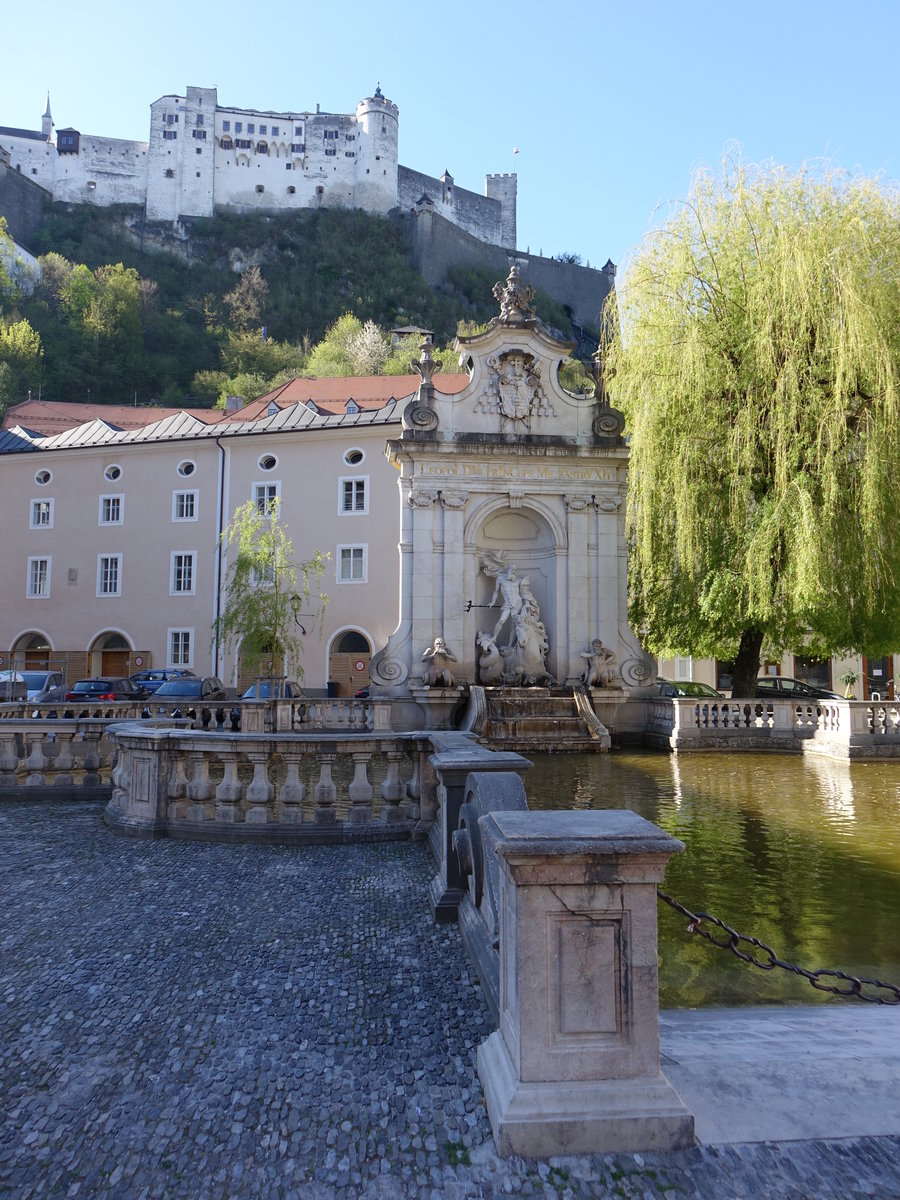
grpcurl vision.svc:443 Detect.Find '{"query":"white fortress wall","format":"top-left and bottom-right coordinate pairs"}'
top-left (397, 166), bottom-right (507, 248)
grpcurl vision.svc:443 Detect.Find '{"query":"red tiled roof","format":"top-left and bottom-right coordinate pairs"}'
top-left (3, 399), bottom-right (222, 436)
top-left (220, 374), bottom-right (470, 421)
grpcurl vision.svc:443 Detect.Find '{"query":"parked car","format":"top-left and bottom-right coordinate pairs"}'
top-left (129, 667), bottom-right (197, 694)
top-left (657, 679), bottom-right (724, 699)
top-left (0, 670), bottom-right (28, 702)
top-left (64, 677), bottom-right (150, 702)
top-left (153, 677), bottom-right (228, 706)
top-left (20, 670), bottom-right (66, 702)
top-left (241, 679), bottom-right (303, 699)
top-left (755, 676), bottom-right (842, 701)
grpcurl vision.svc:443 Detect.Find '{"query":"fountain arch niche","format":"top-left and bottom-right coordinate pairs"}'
top-left (368, 265), bottom-right (656, 732)
top-left (469, 501), bottom-right (561, 682)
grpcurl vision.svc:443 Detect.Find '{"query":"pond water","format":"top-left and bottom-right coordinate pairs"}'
top-left (524, 751), bottom-right (900, 1008)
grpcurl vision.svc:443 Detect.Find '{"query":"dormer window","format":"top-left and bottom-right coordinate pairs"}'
top-left (345, 399), bottom-right (360, 414)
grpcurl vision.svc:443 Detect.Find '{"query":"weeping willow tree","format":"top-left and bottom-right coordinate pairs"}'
top-left (602, 163), bottom-right (900, 695)
top-left (214, 499), bottom-right (329, 682)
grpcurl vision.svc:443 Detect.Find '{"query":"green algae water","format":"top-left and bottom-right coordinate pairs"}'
top-left (524, 751), bottom-right (900, 1008)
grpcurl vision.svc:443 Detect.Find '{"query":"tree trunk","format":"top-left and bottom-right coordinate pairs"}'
top-left (731, 628), bottom-right (764, 698)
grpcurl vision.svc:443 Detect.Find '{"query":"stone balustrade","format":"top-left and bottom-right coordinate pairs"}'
top-left (104, 723), bottom-right (431, 840)
top-left (0, 718), bottom-right (137, 796)
top-left (648, 697), bottom-right (900, 758)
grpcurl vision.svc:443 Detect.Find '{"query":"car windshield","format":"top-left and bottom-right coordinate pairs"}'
top-left (156, 680), bottom-right (203, 698)
top-left (22, 672), bottom-right (51, 688)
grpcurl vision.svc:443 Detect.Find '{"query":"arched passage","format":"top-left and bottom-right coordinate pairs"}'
top-left (10, 631), bottom-right (53, 669)
top-left (328, 629), bottom-right (373, 696)
top-left (88, 631), bottom-right (133, 678)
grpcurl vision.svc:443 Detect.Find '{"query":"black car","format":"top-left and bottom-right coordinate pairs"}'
top-left (657, 679), bottom-right (724, 699)
top-left (154, 677), bottom-right (228, 704)
top-left (129, 668), bottom-right (197, 694)
top-left (755, 676), bottom-right (842, 701)
top-left (64, 677), bottom-right (149, 702)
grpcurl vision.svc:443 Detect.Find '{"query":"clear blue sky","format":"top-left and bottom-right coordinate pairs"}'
top-left (3, 0), bottom-right (898, 271)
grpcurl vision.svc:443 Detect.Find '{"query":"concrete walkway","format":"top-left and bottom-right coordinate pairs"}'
top-left (2, 799), bottom-right (899, 1199)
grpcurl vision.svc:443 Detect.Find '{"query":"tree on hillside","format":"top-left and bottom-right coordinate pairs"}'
top-left (214, 498), bottom-right (329, 682)
top-left (0, 319), bottom-right (43, 406)
top-left (602, 163), bottom-right (900, 696)
top-left (224, 265), bottom-right (268, 332)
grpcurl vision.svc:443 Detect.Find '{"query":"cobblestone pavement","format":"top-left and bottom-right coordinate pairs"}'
top-left (2, 799), bottom-right (899, 1200)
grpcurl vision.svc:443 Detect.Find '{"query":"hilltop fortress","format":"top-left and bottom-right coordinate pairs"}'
top-left (0, 85), bottom-right (517, 250)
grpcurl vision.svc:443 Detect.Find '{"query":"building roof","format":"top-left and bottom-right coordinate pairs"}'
top-left (220, 373), bottom-right (469, 421)
top-left (2, 399), bottom-right (223, 437)
top-left (0, 126), bottom-right (47, 142)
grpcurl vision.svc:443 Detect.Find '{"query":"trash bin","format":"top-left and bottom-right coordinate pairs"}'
top-left (326, 680), bottom-right (339, 698)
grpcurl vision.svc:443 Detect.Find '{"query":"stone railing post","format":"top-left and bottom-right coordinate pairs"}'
top-left (52, 730), bottom-right (77, 788)
top-left (245, 751), bottom-right (274, 823)
top-left (428, 735), bottom-right (531, 923)
top-left (214, 750), bottom-right (244, 823)
top-left (475, 809), bottom-right (694, 1157)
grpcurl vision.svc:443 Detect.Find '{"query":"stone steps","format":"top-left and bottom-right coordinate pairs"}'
top-left (479, 687), bottom-right (608, 753)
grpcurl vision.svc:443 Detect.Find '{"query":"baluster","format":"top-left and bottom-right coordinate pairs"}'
top-left (111, 742), bottom-right (130, 804)
top-left (0, 731), bottom-right (20, 785)
top-left (347, 752), bottom-right (374, 823)
top-left (313, 752), bottom-right (337, 824)
top-left (80, 730), bottom-right (102, 787)
top-left (381, 749), bottom-right (406, 821)
top-left (167, 749), bottom-right (189, 820)
top-left (245, 752), bottom-right (274, 823)
top-left (214, 750), bottom-right (244, 822)
top-left (279, 748), bottom-right (306, 823)
top-left (24, 734), bottom-right (48, 786)
top-left (187, 751), bottom-right (215, 820)
top-left (52, 730), bottom-right (76, 787)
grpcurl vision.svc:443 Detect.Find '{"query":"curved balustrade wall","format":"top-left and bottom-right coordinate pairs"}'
top-left (104, 724), bottom-right (431, 843)
top-left (0, 718), bottom-right (133, 798)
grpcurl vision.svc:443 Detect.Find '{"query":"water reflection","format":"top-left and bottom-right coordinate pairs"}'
top-left (524, 751), bottom-right (900, 1008)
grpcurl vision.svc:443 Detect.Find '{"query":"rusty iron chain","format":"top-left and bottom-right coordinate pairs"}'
top-left (657, 889), bottom-right (900, 1005)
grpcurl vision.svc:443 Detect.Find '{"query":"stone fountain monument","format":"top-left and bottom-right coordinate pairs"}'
top-left (369, 266), bottom-right (656, 736)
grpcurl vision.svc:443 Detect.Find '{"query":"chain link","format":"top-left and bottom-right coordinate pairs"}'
top-left (657, 889), bottom-right (900, 1005)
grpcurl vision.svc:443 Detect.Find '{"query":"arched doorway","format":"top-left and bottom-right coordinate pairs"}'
top-left (90, 632), bottom-right (132, 678)
top-left (328, 630), bottom-right (372, 696)
top-left (12, 632), bottom-right (52, 670)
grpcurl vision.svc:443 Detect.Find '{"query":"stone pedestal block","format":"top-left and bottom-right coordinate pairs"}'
top-left (475, 810), bottom-right (694, 1157)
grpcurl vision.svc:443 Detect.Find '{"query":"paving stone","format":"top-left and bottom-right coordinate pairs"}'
top-left (1, 799), bottom-right (899, 1199)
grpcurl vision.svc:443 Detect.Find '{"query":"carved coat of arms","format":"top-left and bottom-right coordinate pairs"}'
top-left (474, 351), bottom-right (554, 432)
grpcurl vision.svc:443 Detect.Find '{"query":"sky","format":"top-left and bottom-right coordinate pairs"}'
top-left (3, 0), bottom-right (899, 273)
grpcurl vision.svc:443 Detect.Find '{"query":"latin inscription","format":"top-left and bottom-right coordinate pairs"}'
top-left (417, 462), bottom-right (615, 482)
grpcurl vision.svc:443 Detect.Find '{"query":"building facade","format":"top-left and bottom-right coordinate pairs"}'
top-left (0, 87), bottom-right (516, 249)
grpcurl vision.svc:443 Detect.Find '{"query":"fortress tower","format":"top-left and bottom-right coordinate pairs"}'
top-left (485, 173), bottom-right (517, 251)
top-left (353, 85), bottom-right (399, 214)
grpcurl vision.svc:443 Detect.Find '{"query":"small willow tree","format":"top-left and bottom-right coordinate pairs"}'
top-left (603, 163), bottom-right (900, 695)
top-left (214, 498), bottom-right (328, 682)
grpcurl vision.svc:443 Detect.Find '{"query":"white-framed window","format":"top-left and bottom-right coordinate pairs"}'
top-left (168, 628), bottom-right (193, 667)
top-left (177, 459), bottom-right (196, 478)
top-left (337, 544), bottom-right (367, 584)
top-left (171, 552), bottom-right (196, 595)
top-left (343, 447), bottom-right (365, 466)
top-left (253, 481), bottom-right (280, 513)
top-left (97, 554), bottom-right (122, 596)
top-left (674, 656), bottom-right (693, 681)
top-left (99, 494), bottom-right (123, 525)
top-left (104, 464), bottom-right (122, 482)
top-left (27, 557), bottom-right (50, 598)
top-left (34, 468), bottom-right (52, 485)
top-left (339, 476), bottom-right (368, 515)
top-left (258, 453), bottom-right (278, 471)
top-left (173, 489), bottom-right (198, 521)
top-left (30, 498), bottom-right (54, 529)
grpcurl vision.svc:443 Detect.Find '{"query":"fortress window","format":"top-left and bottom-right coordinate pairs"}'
top-left (286, 164), bottom-right (293, 171)
top-left (287, 185), bottom-right (296, 193)
top-left (256, 141), bottom-right (268, 154)
top-left (163, 130), bottom-right (177, 140)
top-left (192, 129), bottom-right (206, 140)
top-left (248, 123), bottom-right (255, 134)
top-left (196, 114), bottom-right (204, 126)
top-left (165, 168), bottom-right (174, 178)
top-left (196, 148), bottom-right (202, 155)
top-left (294, 126), bottom-right (302, 136)
top-left (271, 125), bottom-right (279, 136)
top-left (256, 184), bottom-right (265, 193)
top-left (291, 143), bottom-right (305, 153)
top-left (166, 114), bottom-right (175, 125)
top-left (259, 125), bottom-right (266, 135)
top-left (325, 149), bottom-right (336, 157)
top-left (345, 151), bottom-right (355, 158)
top-left (235, 122), bottom-right (242, 133)
top-left (222, 120), bottom-right (230, 131)
top-left (220, 137), bottom-right (233, 150)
